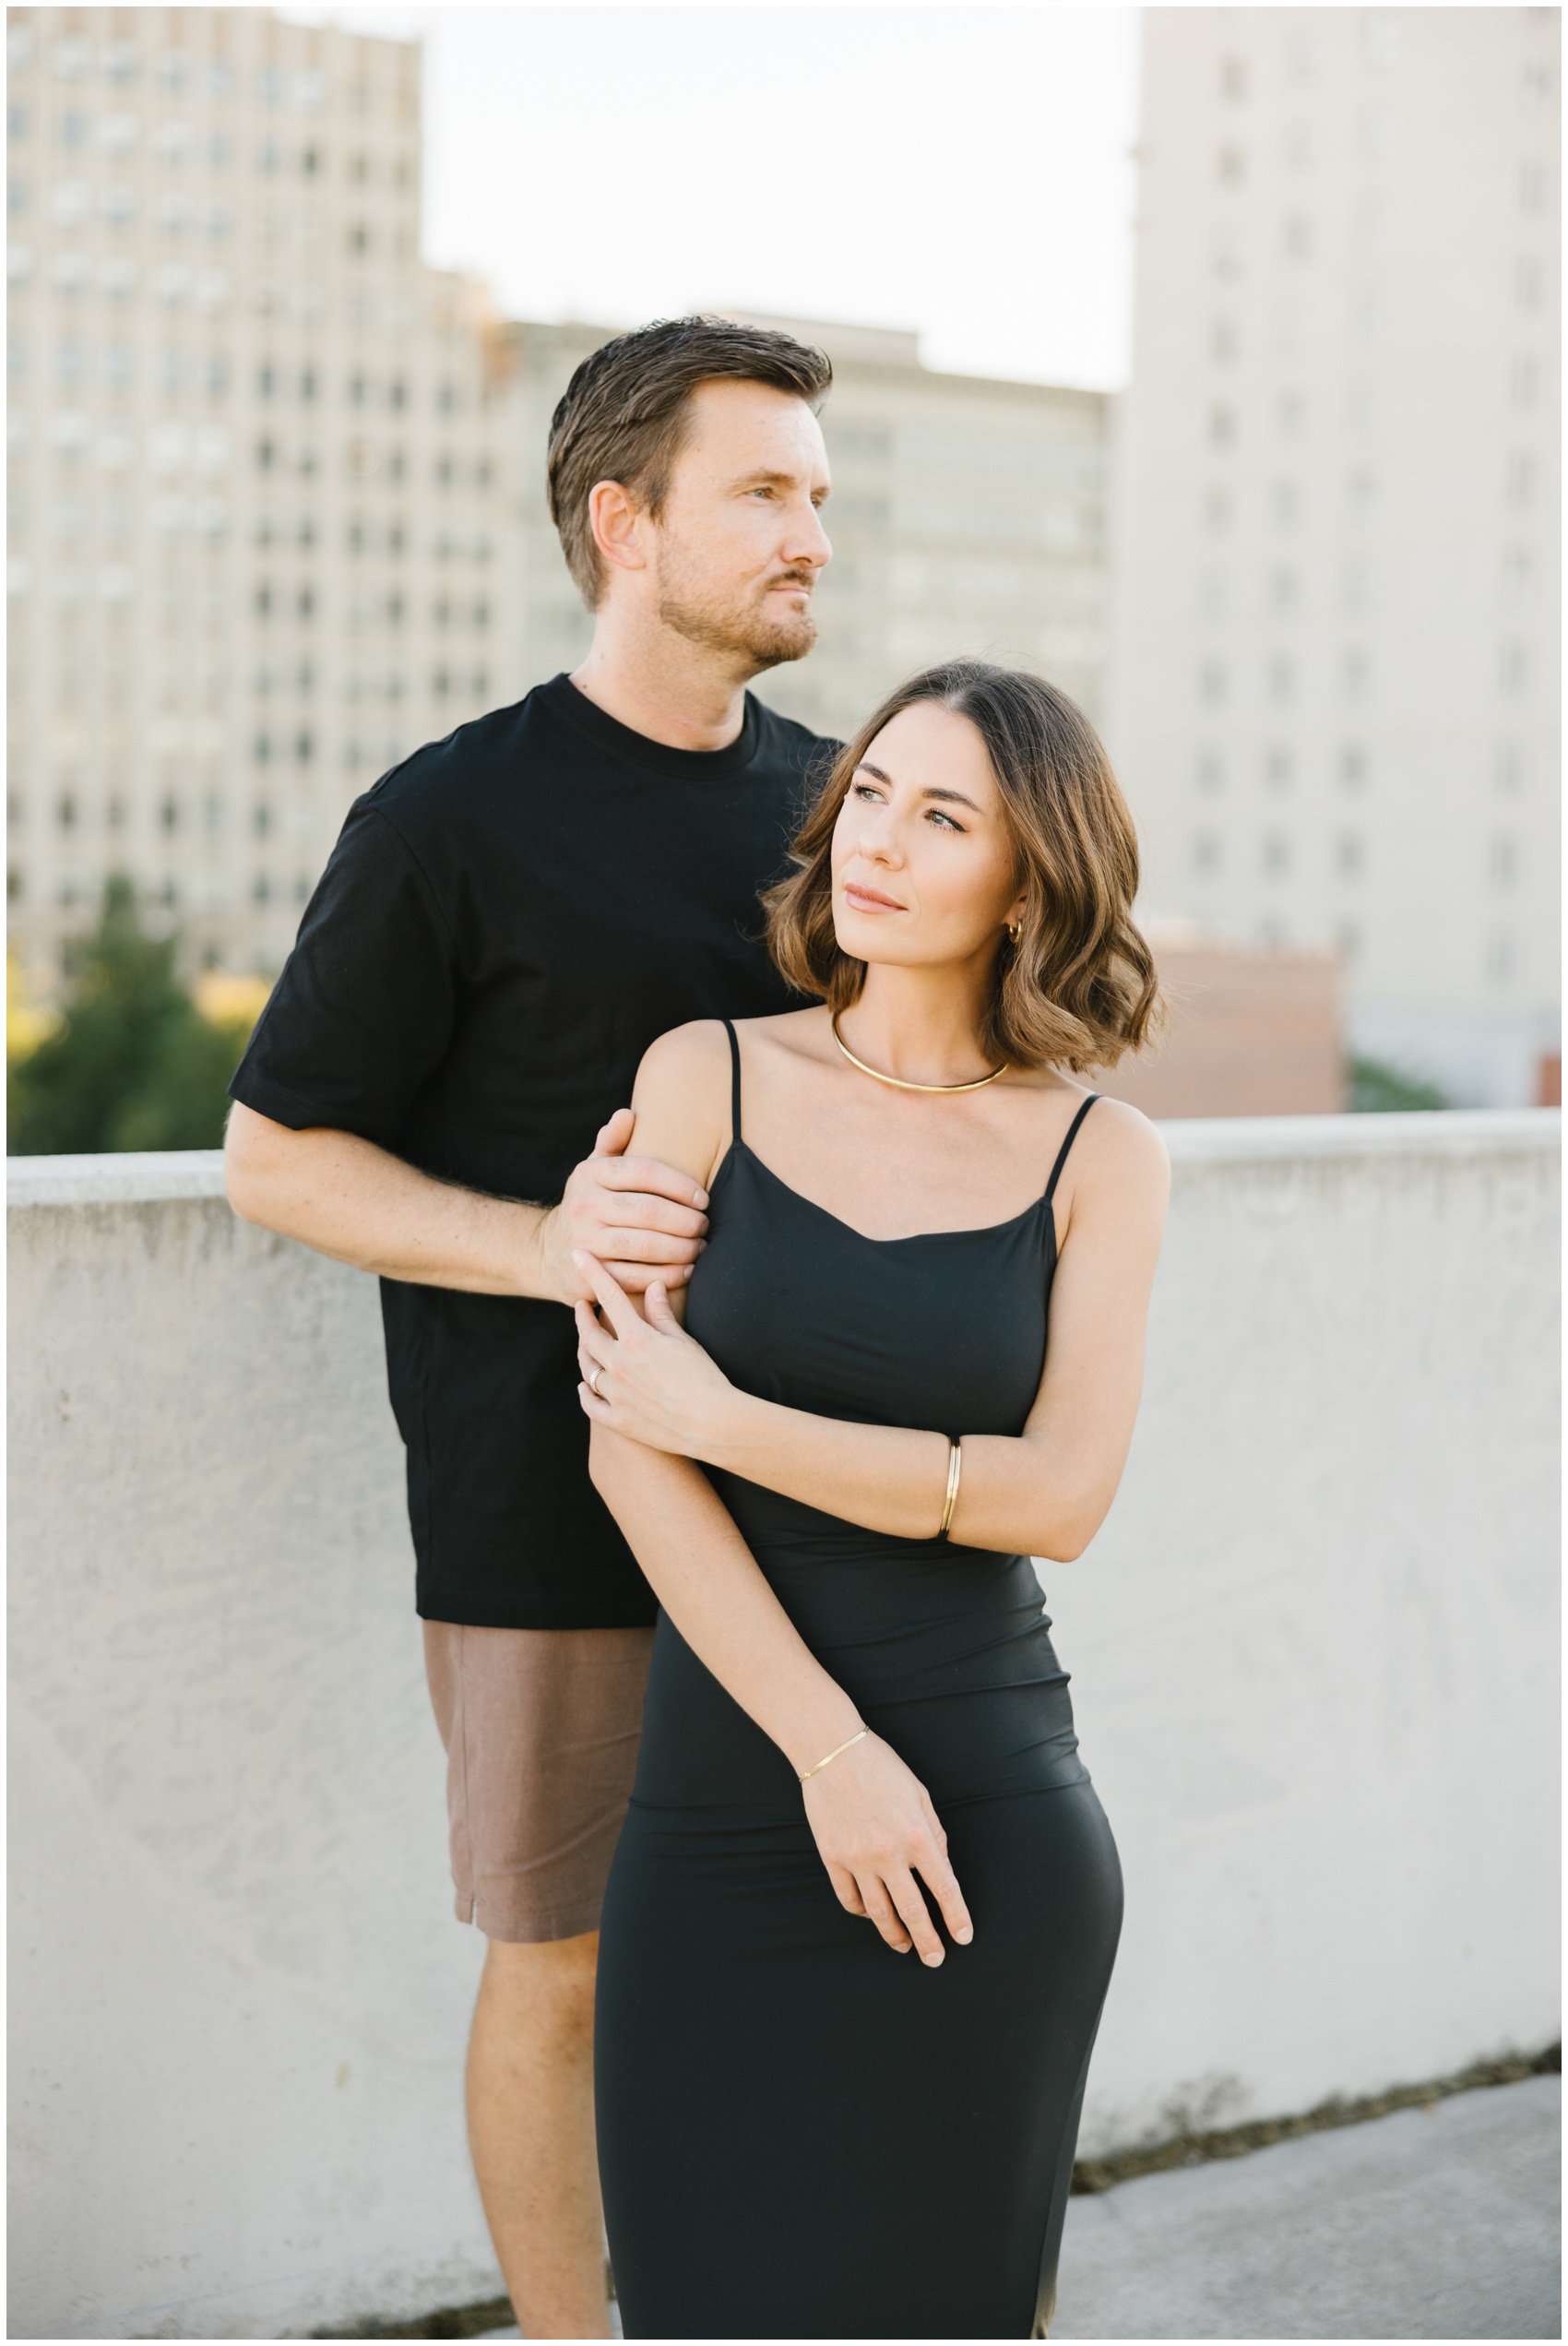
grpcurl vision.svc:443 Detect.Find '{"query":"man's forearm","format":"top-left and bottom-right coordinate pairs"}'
top-left (224, 1107), bottom-right (564, 1299)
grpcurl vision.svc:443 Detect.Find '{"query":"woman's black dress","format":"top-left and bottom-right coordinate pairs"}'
top-left (595, 1024), bottom-right (1123, 2340)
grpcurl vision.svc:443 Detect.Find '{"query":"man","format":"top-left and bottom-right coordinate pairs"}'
top-left (224, 317), bottom-right (834, 2338)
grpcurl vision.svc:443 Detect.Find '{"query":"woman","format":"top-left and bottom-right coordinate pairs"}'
top-left (574, 661), bottom-right (1170, 2340)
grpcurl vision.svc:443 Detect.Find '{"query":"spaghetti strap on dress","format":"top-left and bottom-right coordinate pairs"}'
top-left (596, 1022), bottom-right (1121, 2340)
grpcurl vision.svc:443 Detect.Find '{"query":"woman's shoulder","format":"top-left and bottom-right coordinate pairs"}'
top-left (1059, 1087), bottom-right (1170, 1211)
top-left (629, 1022), bottom-right (737, 1186)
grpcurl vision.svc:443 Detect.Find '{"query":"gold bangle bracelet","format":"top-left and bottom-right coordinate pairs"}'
top-left (938, 1438), bottom-right (963, 1540)
top-left (797, 1726), bottom-right (869, 1782)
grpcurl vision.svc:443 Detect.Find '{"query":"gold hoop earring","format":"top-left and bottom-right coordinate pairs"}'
top-left (1006, 919), bottom-right (1023, 946)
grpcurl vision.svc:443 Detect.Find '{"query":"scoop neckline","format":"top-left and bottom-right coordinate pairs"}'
top-left (713, 1138), bottom-right (1056, 1251)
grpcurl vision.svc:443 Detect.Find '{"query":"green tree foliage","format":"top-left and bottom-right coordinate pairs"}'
top-left (1348, 1054), bottom-right (1450, 1113)
top-left (8, 877), bottom-right (258, 1155)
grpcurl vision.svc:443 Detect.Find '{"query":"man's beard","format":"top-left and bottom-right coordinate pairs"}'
top-left (655, 565), bottom-right (818, 673)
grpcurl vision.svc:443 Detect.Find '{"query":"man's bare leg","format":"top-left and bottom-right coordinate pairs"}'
top-left (467, 1931), bottom-right (611, 2340)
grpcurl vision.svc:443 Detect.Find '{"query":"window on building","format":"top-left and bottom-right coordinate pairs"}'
top-left (1335, 833), bottom-right (1363, 878)
top-left (1219, 54), bottom-right (1249, 100)
top-left (1268, 654), bottom-right (1295, 704)
top-left (1515, 256), bottom-right (1545, 311)
top-left (1283, 215), bottom-right (1312, 259)
top-left (1270, 568), bottom-right (1298, 613)
top-left (1511, 356), bottom-right (1540, 410)
top-left (1262, 829), bottom-right (1290, 876)
top-left (1494, 743), bottom-right (1525, 794)
top-left (1193, 830), bottom-right (1221, 875)
top-left (1498, 641), bottom-right (1529, 696)
top-left (57, 792), bottom-right (77, 830)
top-left (1489, 832), bottom-right (1518, 887)
top-left (1485, 930), bottom-right (1515, 984)
top-left (1342, 649), bottom-right (1369, 700)
top-left (1339, 744), bottom-right (1368, 792)
top-left (1519, 161), bottom-right (1549, 214)
top-left (1506, 451), bottom-right (1537, 507)
top-left (1210, 316), bottom-right (1239, 364)
top-left (160, 795), bottom-right (179, 833)
top-left (1217, 145), bottom-right (1246, 185)
top-left (1265, 746), bottom-right (1293, 792)
top-left (1273, 480), bottom-right (1300, 526)
top-left (1207, 405), bottom-right (1237, 451)
top-left (1198, 661), bottom-right (1227, 707)
top-left (1205, 487), bottom-right (1232, 533)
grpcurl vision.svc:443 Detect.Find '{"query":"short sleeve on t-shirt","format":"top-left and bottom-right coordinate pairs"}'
top-left (231, 799), bottom-right (458, 1148)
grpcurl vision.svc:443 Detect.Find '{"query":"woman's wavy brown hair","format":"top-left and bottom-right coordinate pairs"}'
top-left (764, 661), bottom-right (1162, 1072)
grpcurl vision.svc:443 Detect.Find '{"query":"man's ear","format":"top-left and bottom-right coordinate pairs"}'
top-left (588, 477), bottom-right (650, 579)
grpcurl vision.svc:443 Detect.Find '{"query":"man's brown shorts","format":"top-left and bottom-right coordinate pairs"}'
top-left (423, 1621), bottom-right (656, 1944)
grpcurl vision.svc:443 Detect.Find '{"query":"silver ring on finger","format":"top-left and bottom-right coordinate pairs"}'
top-left (588, 1364), bottom-right (606, 1399)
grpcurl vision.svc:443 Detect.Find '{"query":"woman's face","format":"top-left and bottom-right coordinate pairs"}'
top-left (830, 702), bottom-right (1025, 973)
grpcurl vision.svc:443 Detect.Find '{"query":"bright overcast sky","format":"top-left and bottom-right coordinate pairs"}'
top-left (282, 6), bottom-right (1142, 389)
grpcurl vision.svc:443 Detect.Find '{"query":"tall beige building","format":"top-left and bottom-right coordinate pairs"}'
top-left (497, 313), bottom-right (1110, 745)
top-left (1109, 8), bottom-right (1560, 1106)
top-left (6, 6), bottom-right (511, 982)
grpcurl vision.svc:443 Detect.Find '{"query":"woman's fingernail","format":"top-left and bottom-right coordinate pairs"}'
top-left (956, 1926), bottom-right (973, 1945)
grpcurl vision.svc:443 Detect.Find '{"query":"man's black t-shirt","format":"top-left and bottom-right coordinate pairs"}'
top-left (231, 673), bottom-right (830, 1630)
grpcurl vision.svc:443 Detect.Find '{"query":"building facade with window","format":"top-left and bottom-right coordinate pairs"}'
top-left (496, 312), bottom-right (1110, 746)
top-left (6, 6), bottom-right (511, 981)
top-left (1108, 6), bottom-right (1560, 1105)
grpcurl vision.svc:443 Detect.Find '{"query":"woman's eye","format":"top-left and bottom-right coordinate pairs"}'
top-left (928, 809), bottom-right (963, 831)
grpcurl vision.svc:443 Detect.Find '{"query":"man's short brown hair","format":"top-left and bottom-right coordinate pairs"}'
top-left (546, 316), bottom-right (832, 609)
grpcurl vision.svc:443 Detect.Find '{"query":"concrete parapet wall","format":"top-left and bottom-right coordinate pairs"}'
top-left (8, 1113), bottom-right (1561, 2339)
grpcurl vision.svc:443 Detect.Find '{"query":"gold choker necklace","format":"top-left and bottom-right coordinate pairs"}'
top-left (831, 1013), bottom-right (1008, 1095)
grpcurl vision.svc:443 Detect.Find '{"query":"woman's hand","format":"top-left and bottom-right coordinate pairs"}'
top-left (802, 1732), bottom-right (974, 1966)
top-left (575, 1253), bottom-right (740, 1459)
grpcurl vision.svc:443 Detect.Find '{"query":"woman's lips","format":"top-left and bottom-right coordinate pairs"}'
top-left (841, 882), bottom-right (905, 913)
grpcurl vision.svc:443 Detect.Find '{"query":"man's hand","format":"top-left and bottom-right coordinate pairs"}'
top-left (539, 1109), bottom-right (709, 1304)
